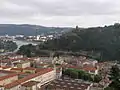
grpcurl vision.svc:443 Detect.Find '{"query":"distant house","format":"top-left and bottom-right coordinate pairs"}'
top-left (78, 58), bottom-right (98, 67)
top-left (8, 54), bottom-right (23, 59)
top-left (23, 67), bottom-right (36, 74)
top-left (83, 65), bottom-right (98, 75)
top-left (53, 57), bottom-right (64, 65)
top-left (37, 63), bottom-right (49, 68)
top-left (11, 68), bottom-right (23, 73)
top-left (68, 64), bottom-right (98, 75)
top-left (14, 61), bottom-right (30, 68)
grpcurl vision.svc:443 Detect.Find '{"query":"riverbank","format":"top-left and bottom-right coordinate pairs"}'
top-left (0, 40), bottom-right (39, 55)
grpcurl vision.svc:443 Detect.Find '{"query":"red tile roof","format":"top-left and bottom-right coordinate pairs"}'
top-left (0, 70), bottom-right (16, 74)
top-left (83, 65), bottom-right (97, 72)
top-left (0, 73), bottom-right (18, 81)
top-left (4, 68), bottom-right (53, 89)
top-left (83, 67), bottom-right (96, 72)
top-left (68, 66), bottom-right (81, 69)
top-left (24, 67), bottom-right (36, 70)
top-left (68, 65), bottom-right (97, 72)
top-left (11, 68), bottom-right (23, 71)
top-left (1, 66), bottom-right (11, 69)
top-left (21, 81), bottom-right (39, 87)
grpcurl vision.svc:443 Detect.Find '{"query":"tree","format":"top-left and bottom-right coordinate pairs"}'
top-left (17, 23), bottom-right (120, 61)
top-left (63, 68), bottom-right (101, 82)
top-left (18, 44), bottom-right (35, 57)
top-left (108, 65), bottom-right (120, 90)
top-left (93, 75), bottom-right (102, 83)
top-left (0, 40), bottom-right (17, 52)
top-left (104, 87), bottom-right (115, 90)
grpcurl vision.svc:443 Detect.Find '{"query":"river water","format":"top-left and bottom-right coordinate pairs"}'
top-left (0, 40), bottom-right (38, 55)
top-left (14, 40), bottom-right (38, 51)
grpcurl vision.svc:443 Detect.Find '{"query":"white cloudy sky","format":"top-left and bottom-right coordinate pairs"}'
top-left (0, 0), bottom-right (120, 27)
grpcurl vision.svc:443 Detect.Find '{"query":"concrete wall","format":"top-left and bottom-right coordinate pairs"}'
top-left (6, 85), bottom-right (21, 90)
top-left (31, 70), bottom-right (56, 86)
top-left (17, 62), bottom-right (30, 68)
top-left (22, 84), bottom-right (41, 90)
top-left (22, 62), bottom-right (30, 68)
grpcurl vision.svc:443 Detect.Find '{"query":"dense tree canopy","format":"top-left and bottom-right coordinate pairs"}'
top-left (18, 23), bottom-right (120, 61)
top-left (39, 23), bottom-right (120, 61)
top-left (17, 44), bottom-right (50, 57)
top-left (108, 65), bottom-right (120, 90)
top-left (63, 68), bottom-right (102, 83)
top-left (0, 40), bottom-right (17, 52)
top-left (17, 44), bottom-right (36, 57)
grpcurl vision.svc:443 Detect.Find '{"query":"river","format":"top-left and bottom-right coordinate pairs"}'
top-left (0, 40), bottom-right (39, 55)
top-left (14, 40), bottom-right (38, 51)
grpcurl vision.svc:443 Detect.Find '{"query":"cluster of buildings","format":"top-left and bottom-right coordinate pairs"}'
top-left (0, 54), bottom-right (56, 90)
top-left (0, 34), bottom-right (55, 42)
top-left (0, 35), bottom-right (15, 41)
top-left (0, 54), bottom-right (115, 90)
top-left (0, 68), bottom-right (56, 90)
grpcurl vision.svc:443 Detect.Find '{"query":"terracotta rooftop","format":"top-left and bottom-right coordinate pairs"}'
top-left (11, 68), bottom-right (23, 71)
top-left (68, 65), bottom-right (81, 69)
top-left (1, 66), bottom-right (11, 69)
top-left (35, 68), bottom-right (51, 73)
top-left (4, 68), bottom-right (53, 89)
top-left (83, 65), bottom-right (97, 72)
top-left (24, 67), bottom-right (36, 70)
top-left (68, 65), bottom-right (97, 72)
top-left (0, 73), bottom-right (18, 81)
top-left (22, 81), bottom-right (39, 87)
top-left (0, 70), bottom-right (15, 74)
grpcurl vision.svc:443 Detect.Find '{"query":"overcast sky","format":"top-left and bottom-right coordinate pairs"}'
top-left (0, 0), bottom-right (120, 27)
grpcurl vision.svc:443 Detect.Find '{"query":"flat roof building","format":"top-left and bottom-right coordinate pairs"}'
top-left (46, 78), bottom-right (91, 90)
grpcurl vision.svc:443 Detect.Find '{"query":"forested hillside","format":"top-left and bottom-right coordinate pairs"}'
top-left (38, 23), bottom-right (120, 60)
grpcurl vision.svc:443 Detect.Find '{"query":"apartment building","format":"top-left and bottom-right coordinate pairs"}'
top-left (1, 68), bottom-right (56, 90)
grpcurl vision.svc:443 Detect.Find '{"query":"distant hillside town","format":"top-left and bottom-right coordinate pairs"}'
top-left (0, 34), bottom-right (58, 42)
top-left (0, 24), bottom-right (120, 90)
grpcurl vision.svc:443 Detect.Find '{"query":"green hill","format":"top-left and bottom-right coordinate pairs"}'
top-left (0, 24), bottom-right (71, 36)
top-left (39, 23), bottom-right (120, 60)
